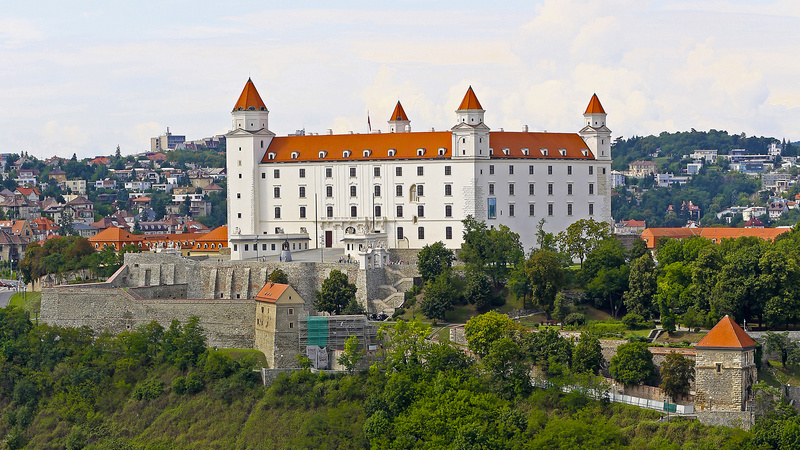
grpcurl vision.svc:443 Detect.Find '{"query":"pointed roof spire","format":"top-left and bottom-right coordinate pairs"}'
top-left (233, 78), bottom-right (267, 112)
top-left (389, 101), bottom-right (409, 121)
top-left (695, 315), bottom-right (757, 349)
top-left (457, 86), bottom-right (483, 110)
top-left (584, 93), bottom-right (606, 114)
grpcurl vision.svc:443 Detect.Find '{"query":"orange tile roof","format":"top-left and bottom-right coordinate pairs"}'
top-left (457, 86), bottom-right (483, 110)
top-left (585, 94), bottom-right (606, 114)
top-left (132, 196), bottom-right (151, 203)
top-left (696, 315), bottom-right (756, 349)
top-left (88, 227), bottom-right (144, 245)
top-left (233, 78), bottom-right (267, 112)
top-left (196, 226), bottom-right (227, 243)
top-left (254, 282), bottom-right (289, 303)
top-left (16, 187), bottom-right (40, 196)
top-left (641, 227), bottom-right (791, 248)
top-left (262, 131), bottom-right (592, 163)
top-left (389, 101), bottom-right (409, 121)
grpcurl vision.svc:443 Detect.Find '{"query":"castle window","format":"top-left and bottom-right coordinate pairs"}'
top-left (567, 184), bottom-right (572, 195)
top-left (489, 183), bottom-right (494, 196)
top-left (548, 204), bottom-right (553, 216)
top-left (374, 166), bottom-right (380, 177)
top-left (274, 187), bottom-right (280, 198)
top-left (509, 183), bottom-right (515, 196)
top-left (233, 244), bottom-right (237, 251)
top-left (559, 149), bottom-right (566, 156)
top-left (581, 149), bottom-right (588, 157)
top-left (262, 244), bottom-right (267, 251)
top-left (300, 207), bottom-right (306, 218)
top-left (396, 167), bottom-right (402, 176)
top-left (417, 166), bottom-right (424, 176)
top-left (417, 185), bottom-right (424, 197)
top-left (529, 204), bottom-right (535, 216)
top-left (445, 184), bottom-right (452, 196)
top-left (396, 185), bottom-right (403, 197)
top-left (274, 169), bottom-right (280, 178)
top-left (509, 204), bottom-right (515, 217)
top-left (548, 184), bottom-right (553, 195)
top-left (262, 173), bottom-right (265, 179)
top-left (417, 205), bottom-right (424, 217)
top-left (589, 166), bottom-right (594, 175)
top-left (325, 168), bottom-right (332, 177)
top-left (567, 166), bottom-right (572, 175)
top-left (364, 150), bottom-right (372, 158)
top-left (343, 150), bottom-right (351, 158)
top-left (374, 185), bottom-right (381, 197)
top-left (288, 308), bottom-right (294, 315)
top-left (237, 193), bottom-right (241, 198)
top-left (244, 244), bottom-right (248, 251)
top-left (375, 205), bottom-right (382, 217)
top-left (326, 186), bottom-right (333, 197)
top-left (272, 244), bottom-right (276, 250)
top-left (589, 183), bottom-right (594, 195)
top-left (438, 148), bottom-right (446, 156)
top-left (489, 165), bottom-right (494, 175)
top-left (238, 213), bottom-right (242, 218)
top-left (291, 151), bottom-right (299, 159)
top-left (299, 168), bottom-right (306, 178)
top-left (274, 207), bottom-right (281, 219)
top-left (446, 226), bottom-right (452, 239)
top-left (529, 184), bottom-right (535, 195)
top-left (239, 174), bottom-right (242, 178)
top-left (503, 148), bottom-right (510, 156)
top-left (417, 148), bottom-right (425, 156)
top-left (548, 165), bottom-right (553, 175)
top-left (445, 205), bottom-right (452, 217)
top-left (351, 206), bottom-right (357, 217)
top-left (509, 165), bottom-right (514, 174)
top-left (349, 167), bottom-right (356, 177)
top-left (522, 148), bottom-right (529, 156)
top-left (350, 186), bottom-right (357, 197)
top-left (541, 148), bottom-right (548, 156)
top-left (299, 186), bottom-right (306, 198)
top-left (388, 149), bottom-right (396, 157)
top-left (716, 363), bottom-right (722, 373)
top-left (397, 227), bottom-right (404, 239)
top-left (418, 227), bottom-right (424, 239)
top-left (268, 153), bottom-right (276, 160)
top-left (289, 322), bottom-right (294, 329)
top-left (567, 203), bottom-right (573, 216)
top-left (529, 165), bottom-right (534, 175)
top-left (327, 206), bottom-right (333, 217)
top-left (589, 203), bottom-right (594, 215)
top-left (319, 151), bottom-right (327, 159)
top-left (445, 166), bottom-right (451, 176)
top-left (395, 205), bottom-right (405, 218)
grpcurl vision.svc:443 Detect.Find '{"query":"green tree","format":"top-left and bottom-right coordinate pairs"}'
top-left (524, 328), bottom-right (572, 377)
top-left (482, 337), bottom-right (531, 399)
top-left (660, 352), bottom-right (694, 399)
top-left (459, 216), bottom-right (523, 286)
top-left (586, 265), bottom-right (630, 319)
top-left (623, 253), bottom-right (657, 319)
top-left (556, 218), bottom-right (610, 267)
top-left (573, 333), bottom-right (605, 375)
top-left (60, 210), bottom-right (75, 236)
top-left (464, 311), bottom-right (517, 357)
top-left (420, 272), bottom-right (456, 321)
top-left (525, 250), bottom-right (565, 317)
top-left (609, 342), bottom-right (656, 386)
top-left (417, 241), bottom-right (454, 284)
top-left (337, 335), bottom-right (364, 374)
top-left (314, 270), bottom-right (357, 315)
top-left (464, 271), bottom-right (494, 311)
top-left (553, 293), bottom-right (569, 325)
top-left (268, 268), bottom-right (289, 285)
top-left (764, 331), bottom-right (798, 367)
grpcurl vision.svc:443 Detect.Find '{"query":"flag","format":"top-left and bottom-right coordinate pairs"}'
top-left (367, 111), bottom-right (371, 132)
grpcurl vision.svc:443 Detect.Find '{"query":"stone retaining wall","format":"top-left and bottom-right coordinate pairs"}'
top-left (697, 411), bottom-right (753, 430)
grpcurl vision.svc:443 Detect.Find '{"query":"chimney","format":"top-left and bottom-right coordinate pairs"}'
top-left (327, 129), bottom-right (333, 135)
top-left (523, 125), bottom-right (529, 132)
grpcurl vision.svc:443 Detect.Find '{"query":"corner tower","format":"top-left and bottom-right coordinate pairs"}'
top-left (387, 101), bottom-right (410, 133)
top-left (579, 94), bottom-right (611, 161)
top-left (694, 316), bottom-right (757, 412)
top-left (452, 86), bottom-right (490, 159)
top-left (226, 79), bottom-right (275, 258)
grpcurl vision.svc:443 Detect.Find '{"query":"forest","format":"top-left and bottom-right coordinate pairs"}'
top-left (1, 306), bottom-right (781, 449)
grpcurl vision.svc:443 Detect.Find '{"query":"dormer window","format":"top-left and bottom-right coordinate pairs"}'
top-left (581, 149), bottom-right (588, 157)
top-left (291, 151), bottom-right (299, 159)
top-left (502, 148), bottom-right (510, 156)
top-left (522, 148), bottom-right (529, 156)
top-left (438, 148), bottom-right (446, 156)
top-left (489, 149), bottom-right (494, 156)
top-left (540, 148), bottom-right (548, 156)
top-left (267, 152), bottom-right (276, 160)
top-left (363, 149), bottom-right (371, 158)
top-left (417, 148), bottom-right (426, 156)
top-left (388, 149), bottom-right (396, 157)
top-left (559, 149), bottom-right (566, 156)
top-left (343, 150), bottom-right (351, 158)
top-left (319, 151), bottom-right (327, 159)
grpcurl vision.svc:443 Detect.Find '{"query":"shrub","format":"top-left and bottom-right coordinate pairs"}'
top-left (621, 314), bottom-right (645, 330)
top-left (564, 313), bottom-right (586, 326)
top-left (185, 372), bottom-right (204, 394)
top-left (131, 380), bottom-right (163, 401)
top-left (172, 377), bottom-right (186, 395)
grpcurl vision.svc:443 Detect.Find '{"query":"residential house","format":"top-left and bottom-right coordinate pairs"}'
top-left (138, 221), bottom-right (171, 235)
top-left (15, 168), bottom-right (39, 186)
top-left (744, 218), bottom-right (765, 228)
top-left (690, 149), bottom-right (718, 163)
top-left (65, 196), bottom-right (95, 224)
top-left (762, 172), bottom-right (794, 193)
top-left (73, 222), bottom-right (100, 238)
top-left (95, 179), bottom-right (117, 190)
top-left (15, 187), bottom-right (40, 202)
top-left (0, 230), bottom-right (29, 263)
top-left (768, 202), bottom-right (789, 220)
top-left (656, 173), bottom-right (689, 187)
top-left (610, 170), bottom-right (625, 188)
top-left (626, 160), bottom-right (659, 178)
top-left (743, 206), bottom-right (767, 221)
top-left (0, 189), bottom-right (15, 202)
top-left (125, 181), bottom-right (151, 191)
top-left (30, 217), bottom-right (60, 240)
top-left (131, 196), bottom-right (152, 211)
top-left (48, 167), bottom-right (67, 184)
top-left (0, 220), bottom-right (33, 240)
top-left (201, 183), bottom-right (224, 195)
top-left (65, 179), bottom-right (87, 195)
top-left (44, 156), bottom-right (66, 167)
top-left (641, 227), bottom-right (790, 249)
top-left (147, 152), bottom-right (167, 163)
top-left (88, 156), bottom-right (109, 166)
top-left (0, 196), bottom-right (39, 220)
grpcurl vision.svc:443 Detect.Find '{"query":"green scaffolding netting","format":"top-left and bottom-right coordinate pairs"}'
top-left (306, 316), bottom-right (329, 347)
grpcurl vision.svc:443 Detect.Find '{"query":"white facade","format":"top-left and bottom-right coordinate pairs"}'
top-left (226, 81), bottom-right (613, 260)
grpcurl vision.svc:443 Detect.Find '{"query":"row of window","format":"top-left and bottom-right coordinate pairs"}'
top-left (266, 181), bottom-right (593, 200)
top-left (265, 165), bottom-right (599, 180)
top-left (396, 226), bottom-right (452, 240)
top-left (270, 202), bottom-right (594, 220)
top-left (233, 242), bottom-right (310, 252)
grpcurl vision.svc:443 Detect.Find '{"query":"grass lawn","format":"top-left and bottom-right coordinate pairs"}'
top-left (8, 291), bottom-right (42, 314)
top-left (581, 305), bottom-right (613, 321)
top-left (217, 348), bottom-right (268, 368)
top-left (760, 360), bottom-right (800, 388)
top-left (655, 331), bottom-right (707, 344)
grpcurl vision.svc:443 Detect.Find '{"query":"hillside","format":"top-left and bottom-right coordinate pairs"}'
top-left (0, 306), bottom-right (766, 449)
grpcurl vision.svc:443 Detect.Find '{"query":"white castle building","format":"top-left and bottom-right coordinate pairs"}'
top-left (226, 79), bottom-right (612, 260)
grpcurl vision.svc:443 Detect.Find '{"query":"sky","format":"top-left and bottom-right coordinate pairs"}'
top-left (1, 0), bottom-right (799, 159)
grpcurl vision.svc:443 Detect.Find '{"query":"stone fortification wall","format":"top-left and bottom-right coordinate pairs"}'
top-left (123, 253), bottom-right (374, 312)
top-left (40, 285), bottom-right (254, 349)
top-left (128, 284), bottom-right (187, 299)
top-left (697, 411), bottom-right (753, 430)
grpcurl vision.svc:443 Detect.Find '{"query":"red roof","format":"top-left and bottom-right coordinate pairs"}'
top-left (641, 227), bottom-right (791, 248)
top-left (196, 226), bottom-right (227, 243)
top-left (389, 101), bottom-right (409, 121)
top-left (88, 227), bottom-right (144, 246)
top-left (620, 220), bottom-right (646, 227)
top-left (132, 196), bottom-right (151, 203)
top-left (696, 315), bottom-right (756, 349)
top-left (233, 78), bottom-right (267, 112)
top-left (457, 86), bottom-right (483, 110)
top-left (585, 94), bottom-right (606, 114)
top-left (16, 187), bottom-right (40, 196)
top-left (261, 130), bottom-right (593, 163)
top-left (254, 282), bottom-right (289, 303)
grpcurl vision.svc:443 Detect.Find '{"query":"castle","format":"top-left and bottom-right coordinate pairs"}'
top-left (226, 79), bottom-right (613, 260)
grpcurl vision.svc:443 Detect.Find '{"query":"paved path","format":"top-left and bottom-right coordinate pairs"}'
top-left (0, 289), bottom-right (14, 308)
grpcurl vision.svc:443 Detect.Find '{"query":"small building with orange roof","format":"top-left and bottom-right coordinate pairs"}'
top-left (253, 282), bottom-right (305, 368)
top-left (88, 227), bottom-right (144, 251)
top-left (641, 227), bottom-right (790, 249)
top-left (694, 315), bottom-right (757, 413)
